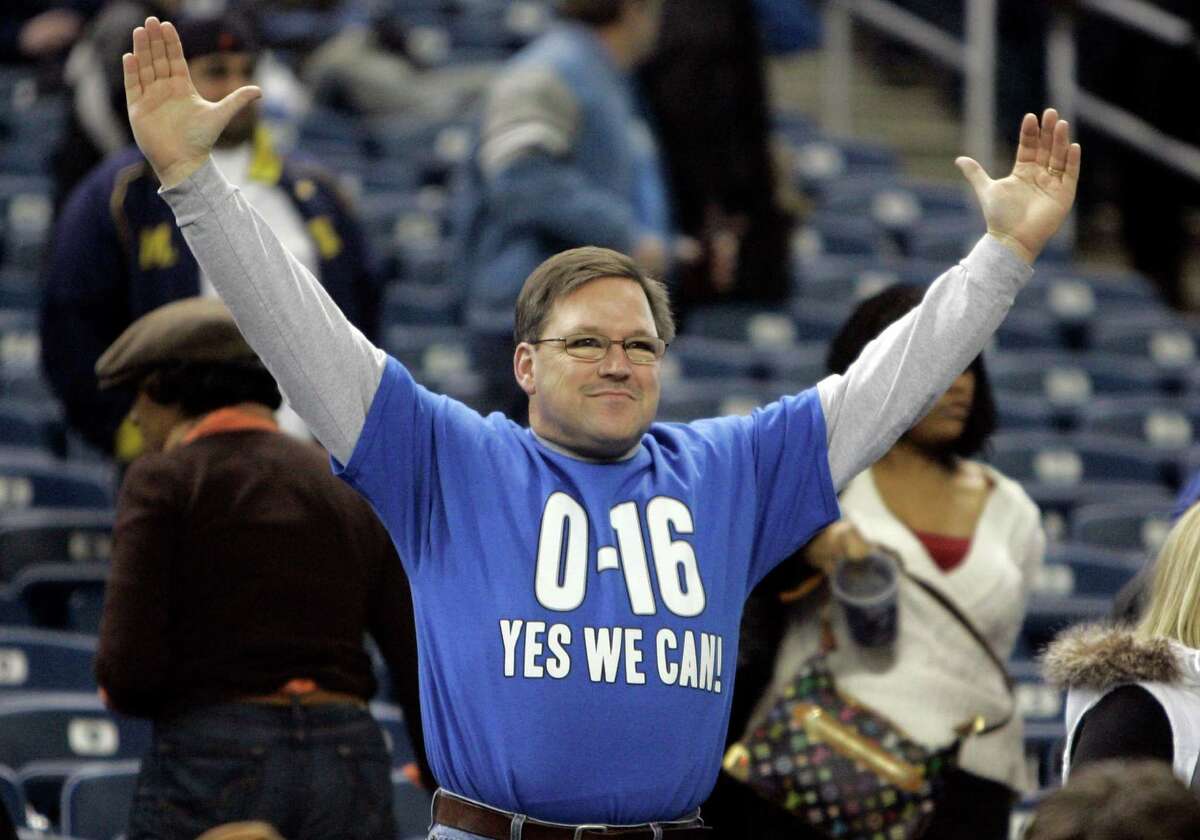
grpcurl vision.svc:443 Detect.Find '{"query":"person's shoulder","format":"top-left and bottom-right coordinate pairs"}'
top-left (976, 460), bottom-right (1039, 515)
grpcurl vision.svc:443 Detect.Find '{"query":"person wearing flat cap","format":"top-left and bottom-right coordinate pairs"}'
top-left (93, 297), bottom-right (431, 840)
top-left (41, 9), bottom-right (380, 461)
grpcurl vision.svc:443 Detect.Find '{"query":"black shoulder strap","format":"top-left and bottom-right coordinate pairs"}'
top-left (901, 567), bottom-right (1015, 735)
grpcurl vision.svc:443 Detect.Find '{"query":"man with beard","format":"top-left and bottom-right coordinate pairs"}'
top-left (41, 11), bottom-right (380, 458)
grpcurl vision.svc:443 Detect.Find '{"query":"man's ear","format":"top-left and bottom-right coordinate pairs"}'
top-left (514, 343), bottom-right (537, 396)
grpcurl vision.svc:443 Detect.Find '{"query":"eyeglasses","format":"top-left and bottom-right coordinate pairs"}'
top-left (530, 333), bottom-right (668, 365)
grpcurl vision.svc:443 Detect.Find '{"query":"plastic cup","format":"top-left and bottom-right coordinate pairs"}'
top-left (830, 551), bottom-right (899, 647)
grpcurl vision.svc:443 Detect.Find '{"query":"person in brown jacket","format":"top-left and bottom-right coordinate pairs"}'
top-left (93, 297), bottom-right (428, 840)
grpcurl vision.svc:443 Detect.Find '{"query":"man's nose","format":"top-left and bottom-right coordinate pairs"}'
top-left (597, 343), bottom-right (632, 377)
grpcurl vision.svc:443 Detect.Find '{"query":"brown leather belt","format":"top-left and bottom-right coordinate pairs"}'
top-left (432, 791), bottom-right (711, 840)
top-left (243, 689), bottom-right (366, 708)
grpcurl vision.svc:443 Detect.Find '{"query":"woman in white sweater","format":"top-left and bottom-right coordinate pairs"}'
top-left (746, 285), bottom-right (1045, 839)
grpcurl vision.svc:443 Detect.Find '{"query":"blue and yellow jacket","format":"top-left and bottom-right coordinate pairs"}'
top-left (41, 131), bottom-right (380, 454)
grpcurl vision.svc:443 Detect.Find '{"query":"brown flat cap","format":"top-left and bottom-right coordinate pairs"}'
top-left (96, 297), bottom-right (259, 390)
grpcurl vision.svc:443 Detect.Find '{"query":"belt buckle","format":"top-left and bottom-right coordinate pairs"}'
top-left (572, 825), bottom-right (609, 840)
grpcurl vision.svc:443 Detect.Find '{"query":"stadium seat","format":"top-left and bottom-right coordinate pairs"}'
top-left (392, 770), bottom-right (432, 840)
top-left (0, 629), bottom-right (97, 694)
top-left (987, 432), bottom-right (1168, 488)
top-left (797, 212), bottom-right (883, 259)
top-left (1023, 720), bottom-right (1066, 788)
top-left (370, 702), bottom-right (415, 767)
top-left (0, 508), bottom-right (114, 583)
top-left (58, 760), bottom-right (139, 840)
top-left (989, 352), bottom-right (1165, 409)
top-left (790, 298), bottom-right (854, 343)
top-left (1079, 396), bottom-right (1200, 458)
top-left (1091, 314), bottom-right (1197, 373)
top-left (0, 309), bottom-right (47, 401)
top-left (1039, 543), bottom-right (1143, 598)
top-left (4, 564), bottom-right (108, 632)
top-left (790, 138), bottom-right (900, 196)
top-left (0, 400), bottom-right (64, 453)
top-left (0, 693), bottom-right (149, 822)
top-left (1, 763), bottom-right (25, 830)
top-left (0, 449), bottom-right (114, 512)
top-left (994, 310), bottom-right (1071, 353)
top-left (383, 281), bottom-right (462, 327)
top-left (656, 379), bottom-right (800, 423)
top-left (1017, 593), bottom-right (1112, 662)
top-left (1070, 500), bottom-right (1175, 554)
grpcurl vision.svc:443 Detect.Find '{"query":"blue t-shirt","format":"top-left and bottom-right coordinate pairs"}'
top-left (336, 358), bottom-right (839, 823)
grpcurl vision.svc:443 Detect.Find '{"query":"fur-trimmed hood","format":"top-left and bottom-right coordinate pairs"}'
top-left (1040, 623), bottom-right (1200, 690)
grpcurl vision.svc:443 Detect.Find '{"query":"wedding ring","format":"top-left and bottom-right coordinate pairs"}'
top-left (1047, 166), bottom-right (1065, 176)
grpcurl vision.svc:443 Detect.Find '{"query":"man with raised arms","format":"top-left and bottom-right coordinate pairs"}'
top-left (120, 16), bottom-right (1080, 840)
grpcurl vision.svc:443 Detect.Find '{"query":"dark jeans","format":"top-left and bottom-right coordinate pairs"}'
top-left (128, 700), bottom-right (395, 840)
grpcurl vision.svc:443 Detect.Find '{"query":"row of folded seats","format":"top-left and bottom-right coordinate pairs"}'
top-left (0, 628), bottom-right (430, 839)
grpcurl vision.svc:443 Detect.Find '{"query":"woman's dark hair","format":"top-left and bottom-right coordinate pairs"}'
top-left (141, 361), bottom-right (282, 418)
top-left (824, 283), bottom-right (996, 463)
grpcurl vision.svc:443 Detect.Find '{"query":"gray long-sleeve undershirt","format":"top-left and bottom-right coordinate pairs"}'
top-left (160, 158), bottom-right (1033, 486)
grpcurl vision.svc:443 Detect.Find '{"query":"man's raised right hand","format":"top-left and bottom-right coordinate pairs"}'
top-left (123, 17), bottom-right (261, 189)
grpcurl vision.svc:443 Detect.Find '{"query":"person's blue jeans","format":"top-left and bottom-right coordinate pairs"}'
top-left (128, 700), bottom-right (395, 840)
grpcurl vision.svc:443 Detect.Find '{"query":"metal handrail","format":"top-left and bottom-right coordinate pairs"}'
top-left (821, 0), bottom-right (997, 173)
top-left (1048, 0), bottom-right (1200, 183)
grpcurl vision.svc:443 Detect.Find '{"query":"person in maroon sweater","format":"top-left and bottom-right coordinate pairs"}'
top-left (93, 297), bottom-right (428, 840)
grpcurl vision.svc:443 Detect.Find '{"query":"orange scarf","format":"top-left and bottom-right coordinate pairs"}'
top-left (182, 405), bottom-right (279, 446)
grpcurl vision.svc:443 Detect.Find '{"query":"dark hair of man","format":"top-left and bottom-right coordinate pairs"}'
top-left (141, 361), bottom-right (282, 417)
top-left (555, 0), bottom-right (625, 25)
top-left (513, 245), bottom-right (676, 345)
top-left (824, 283), bottom-right (996, 464)
top-left (1025, 760), bottom-right (1200, 840)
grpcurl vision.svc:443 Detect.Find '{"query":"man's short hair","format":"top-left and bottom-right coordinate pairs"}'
top-left (1025, 760), bottom-right (1200, 840)
top-left (513, 246), bottom-right (675, 345)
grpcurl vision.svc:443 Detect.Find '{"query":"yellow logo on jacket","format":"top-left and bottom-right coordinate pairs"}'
top-left (306, 216), bottom-right (343, 260)
top-left (138, 224), bottom-right (179, 270)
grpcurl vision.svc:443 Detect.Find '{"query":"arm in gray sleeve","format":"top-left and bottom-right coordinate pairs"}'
top-left (817, 235), bottom-right (1034, 489)
top-left (159, 158), bottom-right (386, 465)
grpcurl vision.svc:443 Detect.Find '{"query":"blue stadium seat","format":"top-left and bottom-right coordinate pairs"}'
top-left (797, 212), bottom-right (883, 259)
top-left (1023, 721), bottom-right (1065, 788)
top-left (392, 770), bottom-right (432, 840)
top-left (0, 693), bottom-right (149, 822)
top-left (989, 352), bottom-right (1164, 408)
top-left (669, 336), bottom-right (824, 386)
top-left (994, 394), bottom-right (1058, 433)
top-left (0, 508), bottom-right (114, 583)
top-left (0, 268), bottom-right (37, 311)
top-left (1070, 500), bottom-right (1175, 554)
top-left (683, 304), bottom-right (800, 346)
top-left (58, 760), bottom-right (139, 840)
top-left (0, 309), bottom-right (48, 401)
top-left (0, 400), bottom-right (64, 453)
top-left (987, 432), bottom-right (1168, 488)
top-left (1079, 396), bottom-right (1200, 455)
top-left (0, 763), bottom-right (25, 829)
top-left (1036, 543), bottom-right (1142, 599)
top-left (1018, 593), bottom-right (1111, 662)
top-left (1024, 481), bottom-right (1172, 546)
top-left (0, 449), bottom-right (114, 512)
top-left (1091, 314), bottom-right (1197, 373)
top-left (370, 702), bottom-right (415, 767)
top-left (0, 629), bottom-right (97, 694)
top-left (791, 139), bottom-right (900, 196)
top-left (4, 564), bottom-right (108, 632)
top-left (994, 311), bottom-right (1071, 353)
top-left (383, 281), bottom-right (462, 327)
top-left (790, 298), bottom-right (854, 344)
top-left (903, 216), bottom-right (987, 262)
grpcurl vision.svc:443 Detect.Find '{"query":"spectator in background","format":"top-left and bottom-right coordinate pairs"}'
top-left (0, 1), bottom-right (98, 66)
top-left (718, 285), bottom-right (1044, 839)
top-left (1044, 502), bottom-right (1200, 785)
top-left (1023, 760), bottom-right (1200, 840)
top-left (94, 297), bottom-right (428, 840)
top-left (41, 11), bottom-right (380, 459)
top-left (453, 0), bottom-right (674, 311)
top-left (51, 0), bottom-right (178, 213)
top-left (639, 0), bottom-right (794, 320)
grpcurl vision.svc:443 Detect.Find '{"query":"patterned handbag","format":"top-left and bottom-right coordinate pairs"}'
top-left (723, 568), bottom-right (1013, 840)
